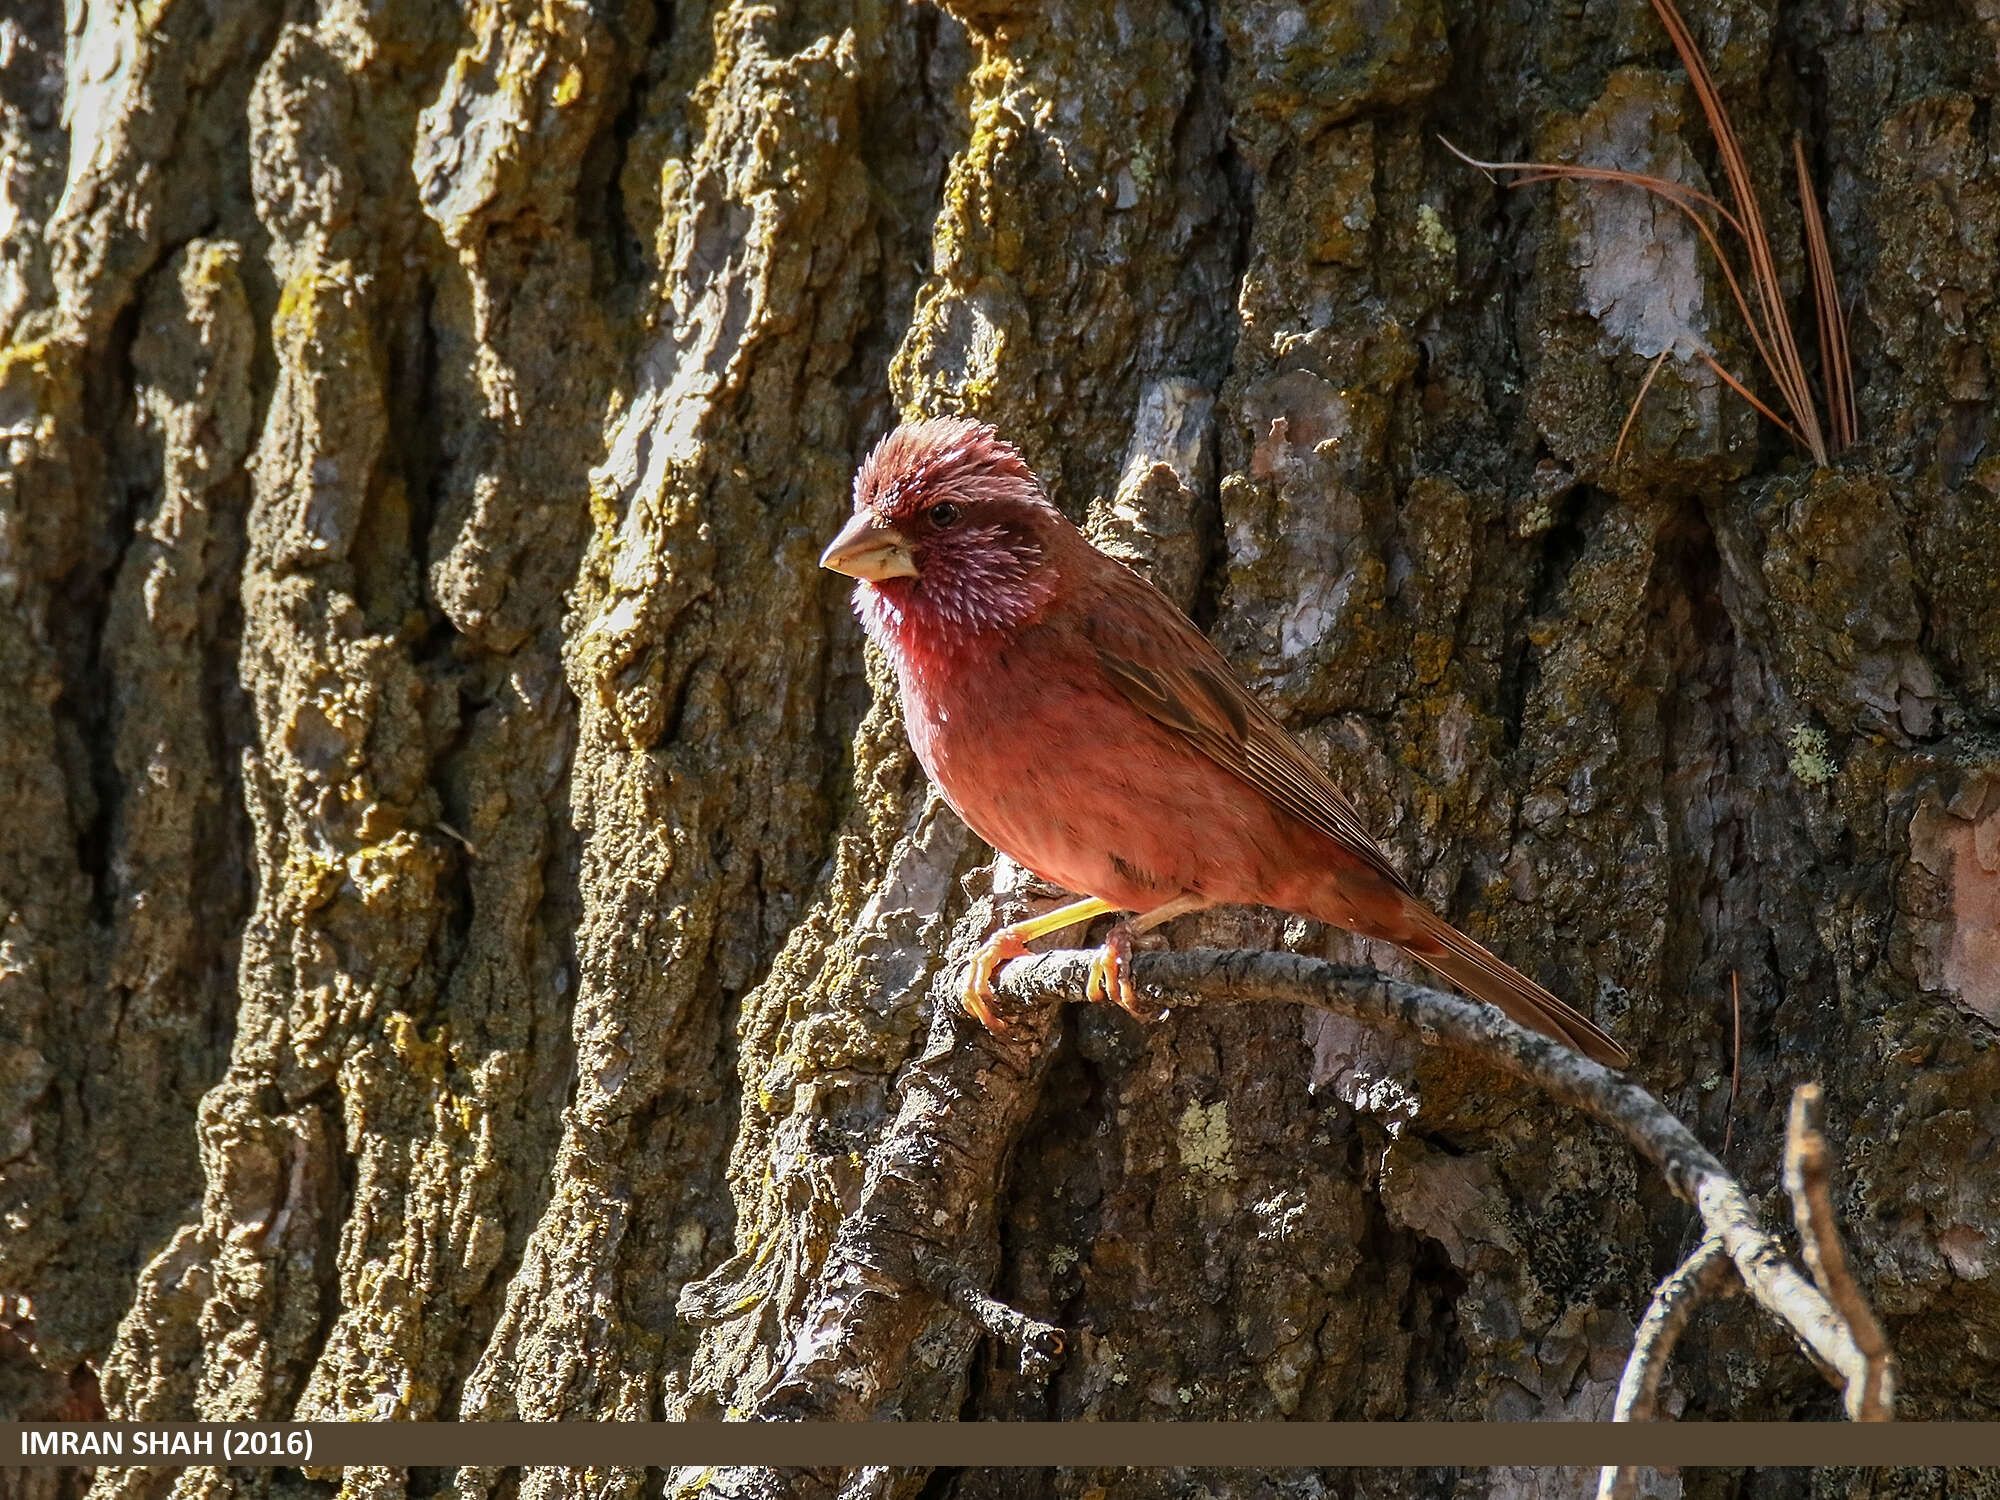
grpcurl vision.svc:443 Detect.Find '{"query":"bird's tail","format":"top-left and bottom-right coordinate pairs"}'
top-left (1397, 903), bottom-right (1629, 1068)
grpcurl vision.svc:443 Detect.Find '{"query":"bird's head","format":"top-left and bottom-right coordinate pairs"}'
top-left (821, 418), bottom-right (1066, 649)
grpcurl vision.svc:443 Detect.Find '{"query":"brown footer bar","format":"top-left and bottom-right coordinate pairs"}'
top-left (7, 1423), bottom-right (1998, 1469)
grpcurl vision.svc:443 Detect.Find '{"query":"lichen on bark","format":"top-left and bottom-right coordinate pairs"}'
top-left (0, 0), bottom-right (1996, 1495)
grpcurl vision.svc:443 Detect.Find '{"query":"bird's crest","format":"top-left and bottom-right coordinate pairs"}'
top-left (855, 417), bottom-right (1049, 522)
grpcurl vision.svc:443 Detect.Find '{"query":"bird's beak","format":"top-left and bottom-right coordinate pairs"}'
top-left (819, 511), bottom-right (918, 582)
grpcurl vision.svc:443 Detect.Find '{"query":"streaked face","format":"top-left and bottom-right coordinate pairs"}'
top-left (822, 419), bottom-right (1062, 644)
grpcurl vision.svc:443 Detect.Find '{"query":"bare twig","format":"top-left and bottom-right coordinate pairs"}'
top-left (995, 948), bottom-right (1892, 1419)
top-left (1596, 1235), bottom-right (1738, 1500)
top-left (709, 945), bottom-right (1889, 1500)
top-left (1619, 1236), bottom-right (1739, 1422)
top-left (1785, 1083), bottom-right (1897, 1420)
top-left (914, 1245), bottom-right (1065, 1378)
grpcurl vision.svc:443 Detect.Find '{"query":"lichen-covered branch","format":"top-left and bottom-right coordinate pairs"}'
top-left (1618, 1236), bottom-right (1737, 1423)
top-left (735, 971), bottom-right (1066, 1424)
top-left (998, 948), bottom-right (1893, 1418)
top-left (702, 942), bottom-right (1893, 1492)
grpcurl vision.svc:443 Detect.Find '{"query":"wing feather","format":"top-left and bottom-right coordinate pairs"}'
top-left (1085, 572), bottom-right (1410, 894)
top-left (1077, 563), bottom-right (1628, 1066)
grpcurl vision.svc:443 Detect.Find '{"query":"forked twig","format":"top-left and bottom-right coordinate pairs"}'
top-left (704, 946), bottom-right (1894, 1500)
top-left (1596, 1082), bottom-right (1894, 1500)
top-left (995, 950), bottom-right (1895, 1425)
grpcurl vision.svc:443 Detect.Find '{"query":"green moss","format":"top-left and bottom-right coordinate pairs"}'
top-left (587, 478), bottom-right (621, 536)
top-left (273, 270), bottom-right (319, 335)
top-left (272, 264), bottom-right (374, 376)
top-left (1411, 632), bottom-right (1453, 687)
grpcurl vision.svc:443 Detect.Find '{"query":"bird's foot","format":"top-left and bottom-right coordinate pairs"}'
top-left (962, 929), bottom-right (1031, 1035)
top-left (1085, 923), bottom-right (1154, 1021)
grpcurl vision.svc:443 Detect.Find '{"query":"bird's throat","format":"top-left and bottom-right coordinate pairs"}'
top-left (853, 562), bottom-right (1056, 664)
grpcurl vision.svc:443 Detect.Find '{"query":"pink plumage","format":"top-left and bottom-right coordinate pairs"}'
top-left (820, 417), bottom-right (1627, 1067)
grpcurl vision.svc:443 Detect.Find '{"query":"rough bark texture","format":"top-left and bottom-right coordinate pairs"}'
top-left (1, 0), bottom-right (1996, 1496)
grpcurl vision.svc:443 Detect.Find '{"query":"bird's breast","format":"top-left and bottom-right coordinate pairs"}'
top-left (890, 623), bottom-right (1316, 915)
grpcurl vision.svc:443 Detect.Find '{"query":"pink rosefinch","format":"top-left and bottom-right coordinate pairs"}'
top-left (820, 417), bottom-right (1628, 1068)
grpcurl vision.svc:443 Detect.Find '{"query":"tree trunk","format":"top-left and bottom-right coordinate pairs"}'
top-left (2, 0), bottom-right (1996, 1495)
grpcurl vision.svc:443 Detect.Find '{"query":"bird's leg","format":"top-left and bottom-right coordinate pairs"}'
top-left (964, 895), bottom-right (1119, 1034)
top-left (1086, 894), bottom-right (1208, 1019)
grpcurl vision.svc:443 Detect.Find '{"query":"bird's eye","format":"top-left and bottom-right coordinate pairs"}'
top-left (925, 502), bottom-right (961, 530)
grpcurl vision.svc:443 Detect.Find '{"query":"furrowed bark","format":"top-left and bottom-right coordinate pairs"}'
top-left (0, 2), bottom-right (1995, 1500)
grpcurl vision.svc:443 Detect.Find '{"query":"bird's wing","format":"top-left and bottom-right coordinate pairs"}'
top-left (1084, 568), bottom-right (1412, 895)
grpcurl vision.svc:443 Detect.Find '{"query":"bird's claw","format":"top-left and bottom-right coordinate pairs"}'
top-left (963, 929), bottom-right (1030, 1035)
top-left (1085, 924), bottom-right (1152, 1020)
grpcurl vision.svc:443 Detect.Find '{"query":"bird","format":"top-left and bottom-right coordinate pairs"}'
top-left (818, 416), bottom-right (1629, 1069)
